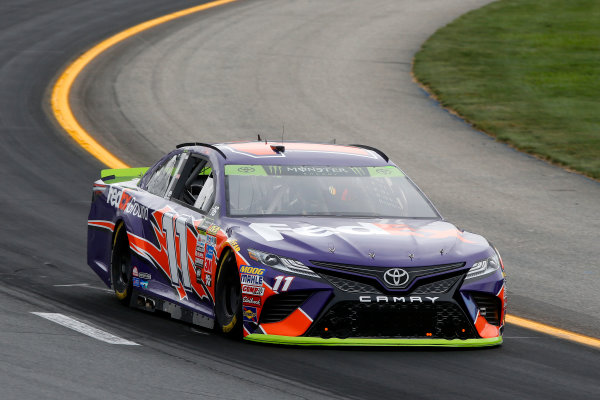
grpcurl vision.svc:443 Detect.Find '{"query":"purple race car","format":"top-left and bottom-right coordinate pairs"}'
top-left (87, 141), bottom-right (506, 346)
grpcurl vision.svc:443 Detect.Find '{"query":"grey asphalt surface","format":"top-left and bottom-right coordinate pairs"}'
top-left (1, 0), bottom-right (599, 399)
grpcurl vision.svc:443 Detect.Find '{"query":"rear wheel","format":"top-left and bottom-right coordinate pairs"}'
top-left (111, 223), bottom-right (133, 305)
top-left (215, 249), bottom-right (242, 337)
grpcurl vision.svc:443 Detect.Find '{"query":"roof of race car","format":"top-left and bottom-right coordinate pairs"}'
top-left (178, 141), bottom-right (391, 166)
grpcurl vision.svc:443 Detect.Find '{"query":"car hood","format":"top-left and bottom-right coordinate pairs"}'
top-left (227, 217), bottom-right (491, 268)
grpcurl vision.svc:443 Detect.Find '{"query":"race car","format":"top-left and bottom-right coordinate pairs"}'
top-left (87, 141), bottom-right (506, 346)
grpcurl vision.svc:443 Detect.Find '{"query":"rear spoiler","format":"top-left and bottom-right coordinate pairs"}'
top-left (100, 167), bottom-right (149, 184)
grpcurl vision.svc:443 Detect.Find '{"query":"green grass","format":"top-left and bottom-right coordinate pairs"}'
top-left (413, 0), bottom-right (600, 179)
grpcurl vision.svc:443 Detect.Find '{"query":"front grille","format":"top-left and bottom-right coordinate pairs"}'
top-left (259, 292), bottom-right (312, 324)
top-left (471, 293), bottom-right (501, 326)
top-left (319, 273), bottom-right (381, 294)
top-left (307, 302), bottom-right (476, 339)
top-left (310, 260), bottom-right (465, 291)
top-left (411, 275), bottom-right (461, 294)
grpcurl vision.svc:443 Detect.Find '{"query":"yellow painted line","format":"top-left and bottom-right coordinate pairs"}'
top-left (50, 0), bottom-right (599, 351)
top-left (506, 314), bottom-right (600, 349)
top-left (51, 0), bottom-right (240, 169)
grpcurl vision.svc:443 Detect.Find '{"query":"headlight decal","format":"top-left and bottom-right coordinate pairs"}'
top-left (248, 249), bottom-right (320, 278)
top-left (465, 253), bottom-right (501, 280)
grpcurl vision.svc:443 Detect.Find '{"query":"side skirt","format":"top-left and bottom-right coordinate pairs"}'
top-left (130, 290), bottom-right (214, 330)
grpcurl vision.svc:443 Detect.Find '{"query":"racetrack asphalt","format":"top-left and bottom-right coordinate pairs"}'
top-left (0, 0), bottom-right (598, 399)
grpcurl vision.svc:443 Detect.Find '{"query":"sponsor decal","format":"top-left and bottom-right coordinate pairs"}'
top-left (207, 235), bottom-right (216, 246)
top-left (359, 296), bottom-right (439, 304)
top-left (205, 273), bottom-right (212, 287)
top-left (195, 268), bottom-right (203, 283)
top-left (133, 277), bottom-right (140, 288)
top-left (249, 222), bottom-right (474, 243)
top-left (204, 243), bottom-right (215, 274)
top-left (239, 265), bottom-right (265, 275)
top-left (243, 295), bottom-right (261, 306)
top-left (138, 272), bottom-right (151, 280)
top-left (243, 306), bottom-right (258, 323)
top-left (242, 285), bottom-right (265, 296)
top-left (229, 239), bottom-right (240, 252)
top-left (139, 280), bottom-right (148, 289)
top-left (241, 274), bottom-right (264, 286)
top-left (132, 266), bottom-right (139, 277)
top-left (209, 205), bottom-right (220, 217)
top-left (106, 187), bottom-right (148, 220)
top-left (196, 236), bottom-right (206, 252)
top-left (207, 224), bottom-right (220, 235)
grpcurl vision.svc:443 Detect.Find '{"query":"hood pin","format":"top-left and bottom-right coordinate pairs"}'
top-left (368, 250), bottom-right (376, 260)
top-left (328, 244), bottom-right (336, 254)
top-left (408, 253), bottom-right (415, 261)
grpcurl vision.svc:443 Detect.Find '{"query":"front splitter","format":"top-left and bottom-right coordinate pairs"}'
top-left (245, 334), bottom-right (502, 347)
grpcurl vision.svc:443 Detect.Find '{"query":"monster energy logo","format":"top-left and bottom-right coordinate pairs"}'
top-left (267, 165), bottom-right (283, 175)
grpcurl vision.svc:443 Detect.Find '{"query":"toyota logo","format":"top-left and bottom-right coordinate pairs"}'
top-left (383, 268), bottom-right (409, 286)
top-left (238, 166), bottom-right (255, 173)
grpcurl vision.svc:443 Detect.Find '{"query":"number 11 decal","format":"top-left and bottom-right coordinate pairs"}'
top-left (162, 212), bottom-right (192, 290)
top-left (272, 276), bottom-right (294, 292)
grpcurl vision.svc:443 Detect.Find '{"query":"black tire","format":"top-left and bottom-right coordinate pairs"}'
top-left (111, 222), bottom-right (133, 305)
top-left (214, 249), bottom-right (242, 337)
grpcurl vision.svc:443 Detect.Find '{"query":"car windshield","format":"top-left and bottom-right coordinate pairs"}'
top-left (225, 165), bottom-right (439, 218)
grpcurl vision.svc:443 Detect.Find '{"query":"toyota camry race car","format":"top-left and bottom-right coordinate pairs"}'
top-left (88, 141), bottom-right (506, 347)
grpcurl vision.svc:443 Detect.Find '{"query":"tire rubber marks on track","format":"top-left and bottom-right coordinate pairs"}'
top-left (31, 312), bottom-right (139, 345)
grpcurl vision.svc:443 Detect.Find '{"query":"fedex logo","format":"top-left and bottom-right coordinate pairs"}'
top-left (249, 222), bottom-right (474, 243)
top-left (106, 187), bottom-right (148, 220)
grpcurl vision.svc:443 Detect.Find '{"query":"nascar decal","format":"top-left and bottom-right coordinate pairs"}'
top-left (106, 186), bottom-right (149, 220)
top-left (127, 205), bottom-right (211, 303)
top-left (249, 222), bottom-right (475, 243)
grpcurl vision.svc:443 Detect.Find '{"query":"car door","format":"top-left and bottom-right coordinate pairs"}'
top-left (137, 151), bottom-right (218, 319)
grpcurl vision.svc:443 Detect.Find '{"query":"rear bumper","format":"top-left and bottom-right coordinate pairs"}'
top-left (244, 334), bottom-right (502, 347)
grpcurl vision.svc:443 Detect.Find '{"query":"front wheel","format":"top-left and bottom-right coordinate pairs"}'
top-left (111, 223), bottom-right (133, 305)
top-left (214, 249), bottom-right (242, 338)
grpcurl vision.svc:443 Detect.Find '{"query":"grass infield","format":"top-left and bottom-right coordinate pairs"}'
top-left (413, 0), bottom-right (600, 180)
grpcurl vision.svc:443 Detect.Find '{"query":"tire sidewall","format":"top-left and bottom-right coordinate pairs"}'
top-left (111, 223), bottom-right (133, 305)
top-left (215, 250), bottom-right (242, 337)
